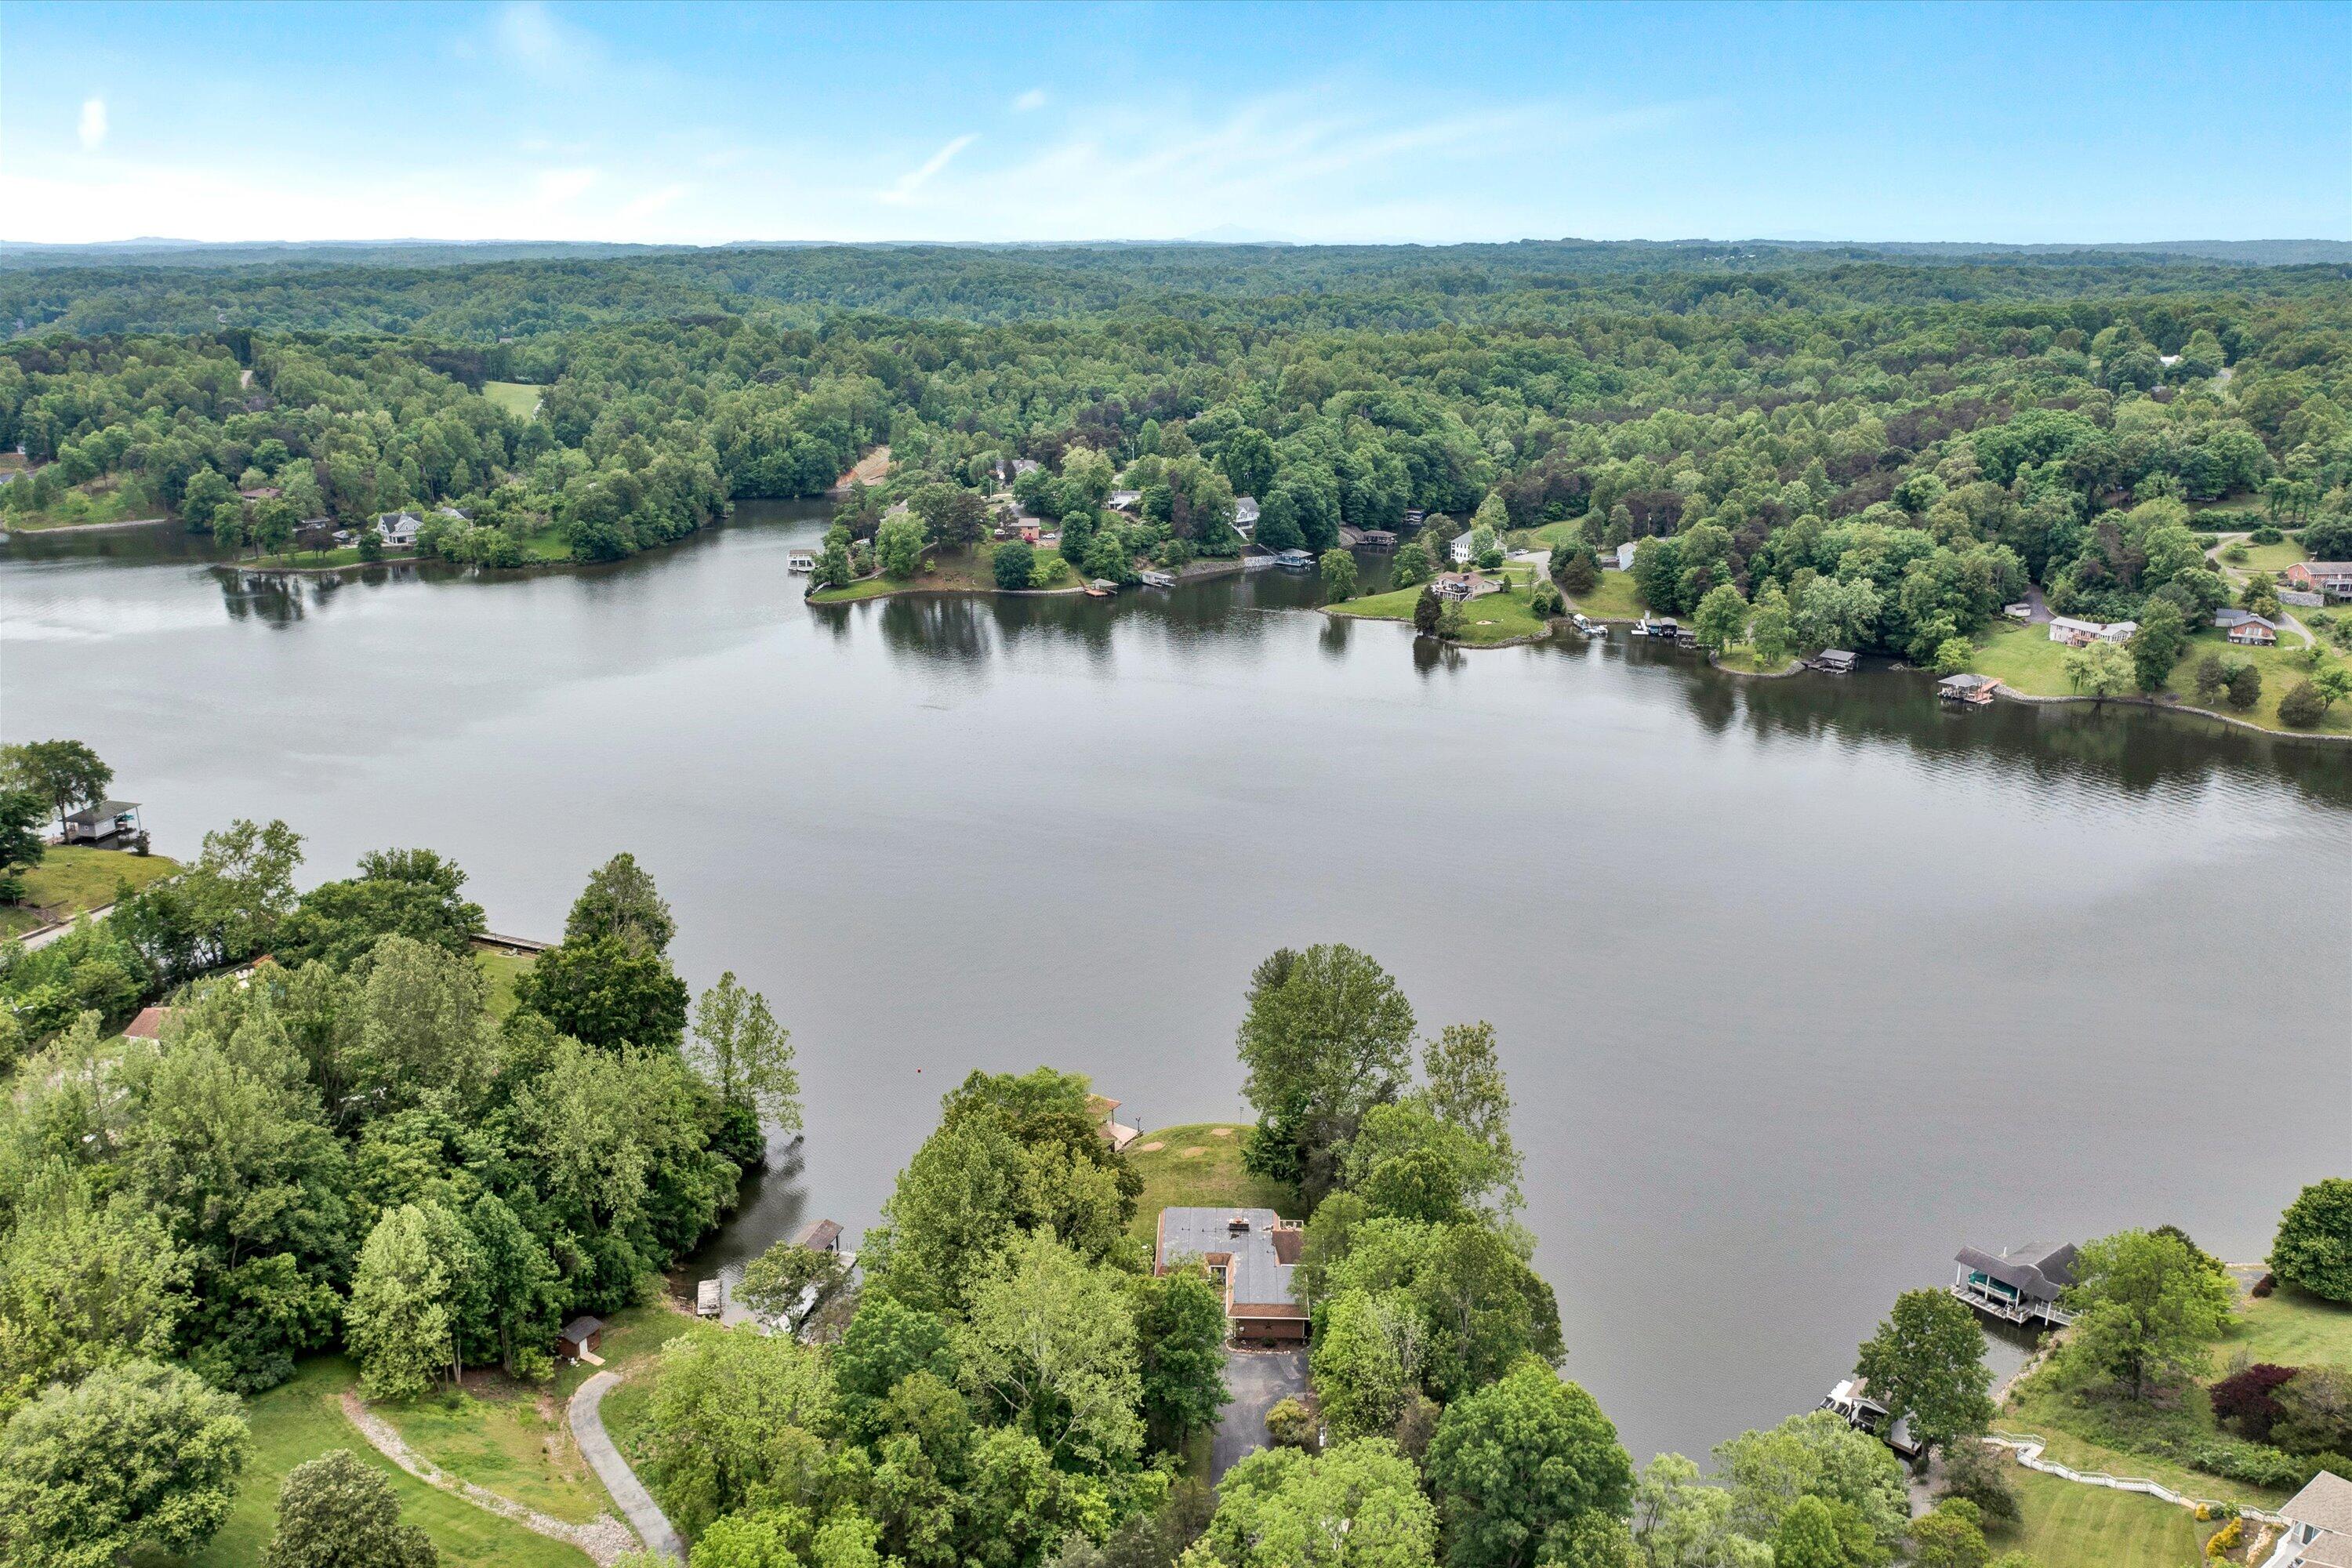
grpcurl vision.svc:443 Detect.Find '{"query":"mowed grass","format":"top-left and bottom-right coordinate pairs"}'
top-left (2216, 1283), bottom-right (2352, 1370)
top-left (1712, 648), bottom-right (1802, 675)
top-left (2220, 539), bottom-right (2309, 574)
top-left (1996, 1376), bottom-right (2288, 1510)
top-left (561, 1307), bottom-right (733, 1517)
top-left (808, 543), bottom-right (1074, 604)
top-left (1330, 567), bottom-right (1554, 644)
top-left (1972, 622), bottom-right (2352, 736)
top-left (1987, 1467), bottom-right (2210, 1568)
top-left (145, 1358), bottom-right (589, 1568)
top-left (1566, 568), bottom-right (1646, 621)
top-left (2, 844), bottom-right (181, 935)
top-left (474, 949), bottom-right (538, 1018)
top-left (1125, 1123), bottom-right (1301, 1244)
top-left (485, 381), bottom-right (544, 419)
top-left (375, 1384), bottom-right (606, 1525)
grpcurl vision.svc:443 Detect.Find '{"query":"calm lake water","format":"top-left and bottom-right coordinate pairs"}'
top-left (5, 503), bottom-right (2348, 1466)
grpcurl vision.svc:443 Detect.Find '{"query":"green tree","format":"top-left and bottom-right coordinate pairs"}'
top-left (347, 1203), bottom-right (459, 1399)
top-left (514, 934), bottom-right (690, 1051)
top-left (1693, 583), bottom-right (1748, 653)
top-left (0, 786), bottom-right (46, 903)
top-left (1748, 582), bottom-right (1796, 666)
top-left (1412, 585), bottom-right (1443, 637)
top-left (1852, 1289), bottom-right (1993, 1451)
top-left (1714, 1410), bottom-right (1907, 1555)
top-left (563, 851), bottom-right (675, 952)
top-left (956, 1230), bottom-right (1143, 1469)
top-left (274, 848), bottom-right (487, 971)
top-left (1392, 541), bottom-right (1434, 588)
top-left (1907, 1499), bottom-right (1987, 1568)
top-left (2193, 652), bottom-right (2229, 701)
top-left (1631, 1453), bottom-right (1769, 1568)
top-left (0, 1359), bottom-right (249, 1568)
top-left (2278, 681), bottom-right (2329, 727)
top-left (2310, 665), bottom-right (2352, 712)
top-left (1769, 1497), bottom-right (1846, 1568)
top-left (2224, 659), bottom-right (2263, 710)
top-left (831, 1293), bottom-right (957, 1438)
top-left (1135, 1264), bottom-right (1231, 1450)
top-left (349, 933), bottom-right (500, 1110)
top-left (689, 971), bottom-right (801, 1134)
top-left (1425, 1361), bottom-right (1635, 1568)
top-left (878, 513), bottom-right (927, 579)
top-left (1321, 548), bottom-right (1358, 601)
top-left (0, 1167), bottom-right (191, 1422)
top-left (2129, 601), bottom-right (2188, 692)
top-left (638, 1328), bottom-right (833, 1537)
top-left (2270, 1179), bottom-right (2352, 1304)
top-left (263, 1449), bottom-right (437, 1568)
top-left (2063, 1229), bottom-right (2236, 1400)
top-left (738, 1241), bottom-right (844, 1333)
top-left (1236, 945), bottom-right (1417, 1199)
top-left (0, 739), bottom-right (113, 833)
top-left (1192, 1439), bottom-right (1436, 1568)
top-left (2061, 640), bottom-right (2132, 699)
top-left (994, 539), bottom-right (1036, 590)
top-left (1930, 637), bottom-right (1975, 677)
top-left (1312, 1290), bottom-right (1419, 1442)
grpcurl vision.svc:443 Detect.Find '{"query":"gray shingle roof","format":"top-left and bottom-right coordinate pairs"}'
top-left (1955, 1241), bottom-right (2077, 1303)
top-left (1158, 1207), bottom-right (1297, 1309)
top-left (2285, 1470), bottom-right (2352, 1536)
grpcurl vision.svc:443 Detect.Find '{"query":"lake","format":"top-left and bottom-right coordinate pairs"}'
top-left (5, 502), bottom-right (2347, 1468)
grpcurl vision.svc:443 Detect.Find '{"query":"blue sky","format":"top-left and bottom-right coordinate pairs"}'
top-left (5, 2), bottom-right (2345, 246)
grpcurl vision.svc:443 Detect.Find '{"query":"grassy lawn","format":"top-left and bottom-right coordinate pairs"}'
top-left (475, 949), bottom-right (537, 1018)
top-left (2219, 539), bottom-right (2309, 575)
top-left (1126, 1123), bottom-right (1302, 1245)
top-left (1330, 568), bottom-right (1553, 645)
top-left (3, 844), bottom-right (181, 935)
top-left (146, 1358), bottom-right (590, 1568)
top-left (515, 525), bottom-right (572, 562)
top-left (1972, 622), bottom-right (2352, 737)
top-left (808, 543), bottom-right (1073, 604)
top-left (1566, 568), bottom-right (1646, 621)
top-left (1996, 1374), bottom-right (2289, 1511)
top-left (1, 474), bottom-right (160, 530)
top-left (374, 1383), bottom-right (606, 1525)
top-left (2216, 1283), bottom-right (2352, 1370)
top-left (246, 544), bottom-right (374, 569)
top-left (485, 381), bottom-right (544, 420)
top-left (1987, 1468), bottom-right (2212, 1568)
top-left (1713, 648), bottom-right (1802, 675)
top-left (557, 1306), bottom-right (732, 1517)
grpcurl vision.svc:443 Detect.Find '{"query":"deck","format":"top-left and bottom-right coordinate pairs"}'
top-left (1951, 1280), bottom-right (2075, 1327)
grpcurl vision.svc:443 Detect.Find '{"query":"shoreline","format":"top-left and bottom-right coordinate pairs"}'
top-left (3, 514), bottom-right (176, 536)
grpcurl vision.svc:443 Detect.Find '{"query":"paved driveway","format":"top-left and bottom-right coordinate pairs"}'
top-left (570, 1370), bottom-right (684, 1563)
top-left (1212, 1348), bottom-right (1308, 1481)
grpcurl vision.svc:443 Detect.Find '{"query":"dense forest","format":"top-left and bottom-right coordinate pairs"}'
top-left (3, 240), bottom-right (2349, 646)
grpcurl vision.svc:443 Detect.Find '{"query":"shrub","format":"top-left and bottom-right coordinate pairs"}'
top-left (2249, 525), bottom-right (2285, 545)
top-left (2210, 1363), bottom-right (2297, 1443)
top-left (2274, 1367), bottom-right (2352, 1457)
top-left (2224, 662), bottom-right (2262, 710)
top-left (991, 540), bottom-right (1035, 591)
top-left (1938, 1439), bottom-right (2020, 1523)
top-left (1265, 1396), bottom-right (1319, 1452)
top-left (2205, 1515), bottom-right (2245, 1560)
top-left (2279, 681), bottom-right (2328, 727)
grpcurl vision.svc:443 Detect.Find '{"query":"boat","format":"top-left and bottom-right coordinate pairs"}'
top-left (786, 549), bottom-right (816, 573)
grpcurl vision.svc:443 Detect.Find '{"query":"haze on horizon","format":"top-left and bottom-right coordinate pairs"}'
top-left (5, 0), bottom-right (2345, 250)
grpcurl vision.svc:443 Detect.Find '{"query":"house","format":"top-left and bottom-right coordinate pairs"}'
top-left (1233, 496), bottom-right (1260, 528)
top-left (375, 511), bottom-right (422, 547)
top-left (1156, 1207), bottom-right (1308, 1344)
top-left (1108, 489), bottom-right (1142, 513)
top-left (2286, 561), bottom-right (2352, 601)
top-left (1819, 1377), bottom-right (1924, 1461)
top-left (436, 506), bottom-right (471, 522)
top-left (239, 485), bottom-right (281, 501)
top-left (557, 1316), bottom-right (606, 1361)
top-left (1018, 521), bottom-right (1043, 544)
top-left (1451, 532), bottom-right (1478, 565)
top-left (1813, 650), bottom-right (1857, 674)
top-left (2214, 608), bottom-right (2281, 645)
top-left (1432, 571), bottom-right (1501, 601)
top-left (61, 800), bottom-right (142, 843)
top-left (1937, 673), bottom-right (2002, 705)
top-left (1951, 1241), bottom-right (2078, 1327)
top-left (1615, 541), bottom-right (1639, 572)
top-left (122, 1005), bottom-right (175, 1040)
top-left (2048, 615), bottom-right (2136, 646)
top-left (789, 1218), bottom-right (844, 1254)
top-left (2002, 601), bottom-right (2034, 621)
top-left (1087, 1094), bottom-right (1142, 1152)
top-left (2266, 1471), bottom-right (2352, 1567)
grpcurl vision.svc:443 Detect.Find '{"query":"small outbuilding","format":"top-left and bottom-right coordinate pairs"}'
top-left (1937, 673), bottom-right (2002, 705)
top-left (1952, 1242), bottom-right (2078, 1327)
top-left (61, 800), bottom-right (143, 843)
top-left (1813, 650), bottom-right (1857, 674)
top-left (557, 1315), bottom-right (606, 1360)
top-left (789, 1218), bottom-right (845, 1255)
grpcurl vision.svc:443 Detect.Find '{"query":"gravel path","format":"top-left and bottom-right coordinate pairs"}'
top-left (570, 1371), bottom-right (685, 1563)
top-left (339, 1391), bottom-right (641, 1565)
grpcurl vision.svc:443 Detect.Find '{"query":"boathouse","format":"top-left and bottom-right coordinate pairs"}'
top-left (790, 1218), bottom-right (845, 1255)
top-left (1938, 673), bottom-right (2002, 705)
top-left (1812, 649), bottom-right (1857, 673)
top-left (1156, 1207), bottom-right (1309, 1345)
top-left (1087, 1094), bottom-right (1142, 1152)
top-left (60, 800), bottom-right (143, 843)
top-left (1952, 1241), bottom-right (2078, 1327)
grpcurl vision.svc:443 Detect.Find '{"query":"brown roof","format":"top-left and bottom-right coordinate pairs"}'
top-left (2285, 1471), bottom-right (2352, 1536)
top-left (790, 1218), bottom-right (844, 1251)
top-left (122, 1006), bottom-right (172, 1040)
top-left (1229, 1301), bottom-right (1308, 1319)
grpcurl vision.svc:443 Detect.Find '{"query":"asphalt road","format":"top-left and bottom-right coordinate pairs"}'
top-left (1211, 1348), bottom-right (1308, 1480)
top-left (570, 1370), bottom-right (684, 1563)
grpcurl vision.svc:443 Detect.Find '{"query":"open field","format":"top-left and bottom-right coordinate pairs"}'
top-left (1973, 622), bottom-right (2352, 737)
top-left (2219, 539), bottom-right (2310, 574)
top-left (144, 1358), bottom-right (590, 1568)
top-left (2, 844), bottom-right (181, 937)
top-left (3, 474), bottom-right (159, 531)
top-left (1566, 568), bottom-right (1646, 620)
top-left (376, 1382), bottom-right (606, 1526)
top-left (1330, 564), bottom-right (1553, 644)
top-left (1987, 1467), bottom-right (2212, 1568)
top-left (2216, 1283), bottom-right (2352, 1370)
top-left (1125, 1122), bottom-right (1302, 1243)
top-left (485, 381), bottom-right (544, 419)
top-left (475, 948), bottom-right (538, 1018)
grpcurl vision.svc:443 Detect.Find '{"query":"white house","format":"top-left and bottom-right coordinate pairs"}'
top-left (1232, 496), bottom-right (1260, 537)
top-left (2047, 615), bottom-right (2136, 645)
top-left (2263, 1470), bottom-right (2352, 1567)
top-left (1615, 540), bottom-right (1639, 572)
top-left (375, 511), bottom-right (422, 547)
top-left (1108, 489), bottom-right (1142, 512)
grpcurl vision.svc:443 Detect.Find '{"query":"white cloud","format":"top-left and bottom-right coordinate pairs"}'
top-left (495, 1), bottom-right (595, 78)
top-left (1011, 88), bottom-right (1047, 113)
top-left (534, 167), bottom-right (599, 205)
top-left (877, 133), bottom-right (977, 205)
top-left (619, 183), bottom-right (689, 223)
top-left (78, 97), bottom-right (107, 151)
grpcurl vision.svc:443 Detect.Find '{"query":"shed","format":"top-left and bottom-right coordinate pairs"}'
top-left (61, 800), bottom-right (142, 843)
top-left (557, 1315), bottom-right (606, 1359)
top-left (790, 1218), bottom-right (845, 1254)
top-left (2002, 601), bottom-right (2034, 621)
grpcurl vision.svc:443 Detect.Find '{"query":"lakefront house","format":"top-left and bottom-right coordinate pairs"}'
top-left (1156, 1207), bottom-right (1309, 1345)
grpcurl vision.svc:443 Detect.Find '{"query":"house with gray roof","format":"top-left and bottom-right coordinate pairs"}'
top-left (1156, 1207), bottom-right (1308, 1344)
top-left (2268, 1470), bottom-right (2352, 1567)
top-left (1951, 1240), bottom-right (2078, 1327)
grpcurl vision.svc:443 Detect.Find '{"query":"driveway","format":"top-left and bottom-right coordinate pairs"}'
top-left (570, 1371), bottom-right (684, 1563)
top-left (1212, 1348), bottom-right (1308, 1481)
